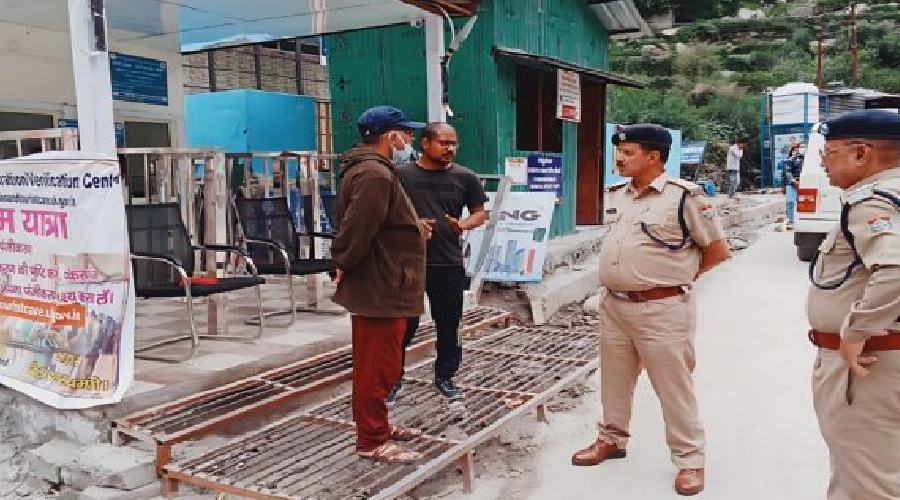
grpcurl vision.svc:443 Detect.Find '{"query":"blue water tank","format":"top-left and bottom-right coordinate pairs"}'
top-left (697, 180), bottom-right (716, 197)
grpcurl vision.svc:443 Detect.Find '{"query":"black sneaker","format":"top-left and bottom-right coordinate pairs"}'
top-left (385, 380), bottom-right (403, 407)
top-left (435, 378), bottom-right (464, 400)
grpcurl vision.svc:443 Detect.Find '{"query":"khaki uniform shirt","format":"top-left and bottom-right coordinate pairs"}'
top-left (807, 167), bottom-right (900, 342)
top-left (599, 173), bottom-right (726, 291)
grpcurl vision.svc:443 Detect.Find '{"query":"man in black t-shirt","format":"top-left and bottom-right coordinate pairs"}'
top-left (392, 123), bottom-right (488, 401)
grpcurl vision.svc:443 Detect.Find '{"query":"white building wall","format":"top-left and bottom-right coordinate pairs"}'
top-left (0, 21), bottom-right (185, 146)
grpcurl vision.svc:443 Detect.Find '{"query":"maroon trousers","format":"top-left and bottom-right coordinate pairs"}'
top-left (351, 315), bottom-right (406, 451)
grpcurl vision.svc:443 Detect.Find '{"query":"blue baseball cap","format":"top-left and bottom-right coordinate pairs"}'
top-left (357, 106), bottom-right (426, 138)
top-left (818, 109), bottom-right (900, 141)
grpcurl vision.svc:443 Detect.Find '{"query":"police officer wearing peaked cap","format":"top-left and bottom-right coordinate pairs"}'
top-left (571, 123), bottom-right (732, 496)
top-left (806, 109), bottom-right (900, 500)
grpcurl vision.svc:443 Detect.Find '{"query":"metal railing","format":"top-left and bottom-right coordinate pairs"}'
top-left (224, 152), bottom-right (339, 314)
top-left (117, 148), bottom-right (232, 337)
top-left (0, 128), bottom-right (79, 159)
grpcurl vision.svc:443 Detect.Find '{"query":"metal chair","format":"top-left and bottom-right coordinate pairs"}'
top-left (234, 197), bottom-right (335, 325)
top-left (127, 203), bottom-right (266, 362)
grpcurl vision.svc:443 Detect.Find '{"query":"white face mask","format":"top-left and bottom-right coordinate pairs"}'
top-left (390, 133), bottom-right (417, 164)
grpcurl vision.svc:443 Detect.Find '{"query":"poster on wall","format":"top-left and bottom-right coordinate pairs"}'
top-left (504, 157), bottom-right (528, 185)
top-left (0, 153), bottom-right (134, 409)
top-left (772, 132), bottom-right (806, 187)
top-left (463, 191), bottom-right (556, 283)
top-left (556, 69), bottom-right (581, 123)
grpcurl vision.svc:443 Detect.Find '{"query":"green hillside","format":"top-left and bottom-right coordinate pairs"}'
top-left (609, 1), bottom-right (900, 182)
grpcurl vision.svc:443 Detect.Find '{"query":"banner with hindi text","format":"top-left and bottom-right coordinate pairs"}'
top-left (0, 152), bottom-right (134, 409)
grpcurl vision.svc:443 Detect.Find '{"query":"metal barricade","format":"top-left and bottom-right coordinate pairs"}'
top-left (117, 148), bottom-right (227, 246)
top-left (225, 152), bottom-right (341, 315)
top-left (118, 147), bottom-right (232, 336)
top-left (0, 128), bottom-right (79, 159)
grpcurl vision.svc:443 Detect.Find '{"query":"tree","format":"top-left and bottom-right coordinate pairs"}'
top-left (874, 34), bottom-right (900, 67)
top-left (674, 44), bottom-right (722, 78)
top-left (633, 0), bottom-right (672, 17)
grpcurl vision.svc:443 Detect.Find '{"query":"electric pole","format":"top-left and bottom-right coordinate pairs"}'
top-left (850, 1), bottom-right (858, 88)
top-left (816, 2), bottom-right (823, 90)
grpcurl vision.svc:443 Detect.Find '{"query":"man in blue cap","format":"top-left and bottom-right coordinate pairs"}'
top-left (571, 124), bottom-right (731, 496)
top-left (806, 109), bottom-right (900, 499)
top-left (330, 105), bottom-right (428, 464)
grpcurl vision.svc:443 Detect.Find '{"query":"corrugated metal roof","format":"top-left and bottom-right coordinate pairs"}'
top-left (0, 0), bottom-right (444, 52)
top-left (493, 46), bottom-right (646, 88)
top-left (399, 0), bottom-right (481, 16)
top-left (588, 0), bottom-right (653, 39)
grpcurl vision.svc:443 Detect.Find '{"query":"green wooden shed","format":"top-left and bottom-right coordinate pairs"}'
top-left (328, 0), bottom-right (647, 237)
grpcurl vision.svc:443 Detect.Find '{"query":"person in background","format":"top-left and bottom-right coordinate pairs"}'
top-left (330, 105), bottom-right (428, 464)
top-left (726, 137), bottom-right (747, 197)
top-left (784, 138), bottom-right (804, 230)
top-left (390, 123), bottom-right (488, 404)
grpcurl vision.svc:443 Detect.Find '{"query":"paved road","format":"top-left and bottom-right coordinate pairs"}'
top-left (525, 229), bottom-right (830, 500)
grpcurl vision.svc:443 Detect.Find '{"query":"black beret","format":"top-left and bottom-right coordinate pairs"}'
top-left (819, 109), bottom-right (900, 141)
top-left (611, 124), bottom-right (672, 148)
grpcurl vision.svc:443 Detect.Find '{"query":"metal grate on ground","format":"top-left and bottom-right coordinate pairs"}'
top-left (466, 325), bottom-right (598, 363)
top-left (162, 324), bottom-right (599, 499)
top-left (406, 348), bottom-right (588, 396)
top-left (113, 305), bottom-right (511, 473)
top-left (303, 379), bottom-right (533, 443)
top-left (164, 415), bottom-right (451, 499)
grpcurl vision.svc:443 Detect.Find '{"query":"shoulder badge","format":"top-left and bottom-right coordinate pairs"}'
top-left (699, 203), bottom-right (717, 219)
top-left (606, 181), bottom-right (628, 192)
top-left (845, 183), bottom-right (875, 205)
top-left (666, 177), bottom-right (702, 196)
top-left (866, 214), bottom-right (894, 233)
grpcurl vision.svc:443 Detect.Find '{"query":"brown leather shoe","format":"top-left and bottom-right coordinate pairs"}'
top-left (570, 439), bottom-right (626, 466)
top-left (675, 468), bottom-right (705, 496)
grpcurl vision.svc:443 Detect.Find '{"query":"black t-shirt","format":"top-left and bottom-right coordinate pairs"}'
top-left (396, 162), bottom-right (488, 267)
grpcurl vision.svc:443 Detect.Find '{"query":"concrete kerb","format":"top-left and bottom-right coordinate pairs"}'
top-left (525, 196), bottom-right (785, 324)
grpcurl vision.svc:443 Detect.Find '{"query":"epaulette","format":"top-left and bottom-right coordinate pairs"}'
top-left (666, 177), bottom-right (703, 196)
top-left (845, 183), bottom-right (875, 205)
top-left (606, 181), bottom-right (628, 192)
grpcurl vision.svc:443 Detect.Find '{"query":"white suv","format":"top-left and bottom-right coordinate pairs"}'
top-left (794, 131), bottom-right (843, 261)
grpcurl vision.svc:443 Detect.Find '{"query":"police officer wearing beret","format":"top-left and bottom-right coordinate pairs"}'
top-left (807, 109), bottom-right (900, 499)
top-left (571, 124), bottom-right (731, 496)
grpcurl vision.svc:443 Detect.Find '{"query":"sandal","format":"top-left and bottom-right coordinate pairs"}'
top-left (357, 442), bottom-right (423, 464)
top-left (390, 425), bottom-right (423, 441)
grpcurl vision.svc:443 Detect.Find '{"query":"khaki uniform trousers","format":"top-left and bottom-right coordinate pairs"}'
top-left (598, 291), bottom-right (705, 469)
top-left (813, 349), bottom-right (900, 500)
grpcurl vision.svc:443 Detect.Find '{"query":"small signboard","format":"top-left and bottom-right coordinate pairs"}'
top-left (504, 157), bottom-right (528, 185)
top-left (681, 141), bottom-right (707, 164)
top-left (58, 119), bottom-right (126, 148)
top-left (109, 53), bottom-right (168, 106)
top-left (527, 154), bottom-right (563, 199)
top-left (556, 69), bottom-right (581, 123)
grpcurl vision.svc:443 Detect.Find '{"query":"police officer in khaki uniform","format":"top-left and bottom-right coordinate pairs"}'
top-left (806, 109), bottom-right (900, 500)
top-left (571, 124), bottom-right (731, 496)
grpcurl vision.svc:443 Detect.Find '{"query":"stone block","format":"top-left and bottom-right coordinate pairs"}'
top-left (72, 444), bottom-right (156, 491)
top-left (26, 440), bottom-right (80, 483)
